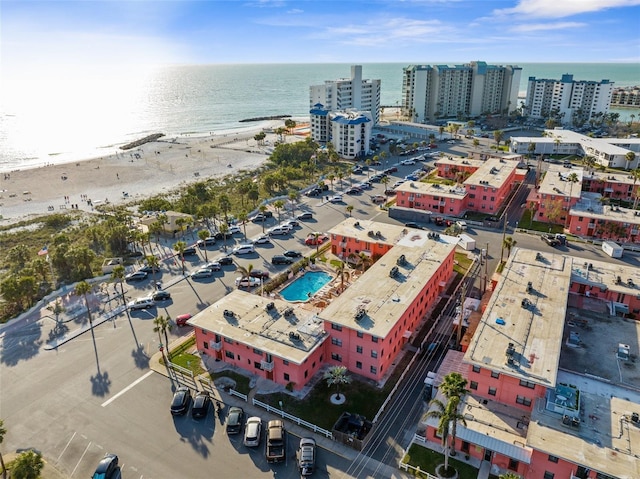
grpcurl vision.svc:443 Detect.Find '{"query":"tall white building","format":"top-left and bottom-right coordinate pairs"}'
top-left (402, 61), bottom-right (521, 123)
top-left (525, 74), bottom-right (614, 125)
top-left (310, 65), bottom-right (381, 126)
top-left (329, 111), bottom-right (372, 160)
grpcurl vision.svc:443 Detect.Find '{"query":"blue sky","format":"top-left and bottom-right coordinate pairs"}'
top-left (2, 0), bottom-right (640, 72)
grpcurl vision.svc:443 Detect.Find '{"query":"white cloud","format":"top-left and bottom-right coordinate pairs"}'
top-left (493, 0), bottom-right (640, 19)
top-left (286, 8), bottom-right (303, 14)
top-left (510, 21), bottom-right (586, 32)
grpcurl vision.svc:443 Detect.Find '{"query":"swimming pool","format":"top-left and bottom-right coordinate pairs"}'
top-left (280, 271), bottom-right (333, 302)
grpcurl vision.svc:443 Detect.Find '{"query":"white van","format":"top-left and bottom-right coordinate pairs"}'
top-left (456, 220), bottom-right (467, 230)
top-left (233, 244), bottom-right (255, 255)
top-left (268, 226), bottom-right (290, 236)
top-left (128, 297), bottom-right (155, 310)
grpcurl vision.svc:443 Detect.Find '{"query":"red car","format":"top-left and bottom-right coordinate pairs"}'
top-left (305, 234), bottom-right (328, 246)
top-left (176, 314), bottom-right (192, 326)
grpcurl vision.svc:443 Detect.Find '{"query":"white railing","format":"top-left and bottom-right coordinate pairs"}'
top-left (168, 361), bottom-right (193, 378)
top-left (252, 398), bottom-right (333, 438)
top-left (228, 389), bottom-right (248, 401)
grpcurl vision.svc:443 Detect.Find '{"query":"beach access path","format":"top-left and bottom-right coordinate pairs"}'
top-left (0, 120), bottom-right (298, 225)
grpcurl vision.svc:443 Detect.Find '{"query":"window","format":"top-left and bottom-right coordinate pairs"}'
top-left (370, 366), bottom-right (377, 374)
top-left (488, 387), bottom-right (497, 396)
top-left (356, 361), bottom-right (362, 369)
top-left (357, 331), bottom-right (364, 338)
top-left (224, 337), bottom-right (234, 344)
top-left (371, 350), bottom-right (378, 358)
top-left (543, 472), bottom-right (555, 479)
top-left (356, 345), bottom-right (363, 354)
top-left (472, 365), bottom-right (481, 373)
top-left (331, 324), bottom-right (342, 331)
top-left (253, 348), bottom-right (262, 355)
top-left (470, 381), bottom-right (478, 390)
top-left (519, 379), bottom-right (535, 389)
top-left (283, 359), bottom-right (289, 366)
top-left (331, 353), bottom-right (342, 362)
top-left (548, 455), bottom-right (559, 463)
top-left (203, 342), bottom-right (209, 349)
top-left (491, 371), bottom-right (500, 379)
top-left (508, 459), bottom-right (519, 471)
top-left (372, 337), bottom-right (378, 343)
top-left (225, 351), bottom-right (235, 359)
top-left (331, 338), bottom-right (343, 347)
top-left (284, 373), bottom-right (290, 381)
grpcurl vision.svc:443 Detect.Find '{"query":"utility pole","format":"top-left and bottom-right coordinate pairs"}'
top-left (456, 281), bottom-right (467, 347)
top-left (483, 242), bottom-right (489, 294)
top-left (500, 220), bottom-right (509, 264)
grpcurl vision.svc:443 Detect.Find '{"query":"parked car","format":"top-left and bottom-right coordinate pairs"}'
top-left (305, 233), bottom-right (328, 245)
top-left (128, 297), bottom-right (155, 310)
top-left (345, 188), bottom-right (360, 195)
top-left (197, 237), bottom-right (217, 248)
top-left (232, 244), bottom-right (255, 255)
top-left (272, 255), bottom-right (293, 265)
top-left (281, 219), bottom-right (299, 228)
top-left (92, 453), bottom-right (119, 479)
top-left (404, 222), bottom-right (423, 230)
top-left (204, 261), bottom-right (222, 271)
top-left (252, 235), bottom-right (272, 245)
top-left (176, 313), bottom-right (192, 326)
top-left (191, 391), bottom-right (211, 419)
top-left (235, 276), bottom-right (261, 288)
top-left (249, 270), bottom-right (270, 279)
top-left (306, 188), bottom-right (322, 197)
top-left (226, 406), bottom-right (244, 434)
top-left (216, 256), bottom-right (234, 266)
top-left (268, 226), bottom-right (290, 236)
top-left (138, 265), bottom-right (160, 274)
top-left (228, 225), bottom-right (242, 234)
top-left (244, 417), bottom-right (262, 447)
top-left (372, 195), bottom-right (386, 204)
top-left (283, 250), bottom-right (302, 258)
top-left (329, 195), bottom-right (343, 203)
top-left (296, 438), bottom-right (316, 476)
top-left (152, 290), bottom-right (171, 301)
top-left (170, 386), bottom-right (192, 416)
top-left (191, 267), bottom-right (214, 279)
top-left (400, 159), bottom-right (416, 165)
top-left (296, 212), bottom-right (314, 220)
top-left (125, 271), bottom-right (148, 282)
top-left (182, 247), bottom-right (198, 256)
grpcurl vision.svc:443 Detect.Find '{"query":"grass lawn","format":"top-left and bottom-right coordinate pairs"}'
top-left (453, 252), bottom-right (473, 276)
top-left (519, 210), bottom-right (565, 234)
top-left (209, 370), bottom-right (252, 394)
top-left (402, 443), bottom-right (498, 479)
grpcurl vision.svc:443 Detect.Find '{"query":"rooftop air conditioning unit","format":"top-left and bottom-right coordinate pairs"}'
top-left (223, 309), bottom-right (235, 318)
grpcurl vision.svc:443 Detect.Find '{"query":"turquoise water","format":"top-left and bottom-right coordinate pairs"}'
top-left (2, 62), bottom-right (638, 170)
top-left (280, 271), bottom-right (332, 302)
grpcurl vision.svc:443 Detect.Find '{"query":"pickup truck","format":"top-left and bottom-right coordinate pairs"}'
top-left (265, 420), bottom-right (286, 463)
top-left (541, 234), bottom-right (560, 247)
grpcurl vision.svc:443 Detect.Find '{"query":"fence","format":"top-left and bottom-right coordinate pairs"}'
top-left (168, 361), bottom-right (193, 378)
top-left (252, 398), bottom-right (333, 439)
top-left (397, 435), bottom-right (439, 479)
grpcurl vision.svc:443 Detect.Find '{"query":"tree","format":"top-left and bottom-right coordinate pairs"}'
top-left (153, 315), bottom-right (173, 360)
top-left (74, 281), bottom-right (99, 362)
top-left (198, 229), bottom-right (210, 261)
top-left (503, 236), bottom-right (517, 259)
top-left (273, 199), bottom-right (285, 223)
top-left (219, 223), bottom-right (229, 251)
top-left (332, 260), bottom-right (350, 292)
top-left (288, 190), bottom-right (300, 217)
top-left (425, 396), bottom-right (467, 473)
top-left (8, 450), bottom-right (44, 479)
top-left (438, 372), bottom-right (468, 401)
top-left (173, 241), bottom-right (187, 275)
top-left (0, 418), bottom-right (6, 479)
top-left (493, 130), bottom-right (504, 148)
top-left (499, 473), bottom-right (521, 479)
top-left (218, 194), bottom-right (231, 223)
top-left (323, 365), bottom-right (351, 400)
top-left (238, 211), bottom-right (248, 237)
top-left (284, 119), bottom-right (297, 134)
top-left (235, 263), bottom-right (254, 283)
top-left (46, 299), bottom-right (66, 324)
top-left (625, 151), bottom-right (636, 171)
top-left (258, 204), bottom-right (268, 233)
top-left (345, 205), bottom-right (354, 217)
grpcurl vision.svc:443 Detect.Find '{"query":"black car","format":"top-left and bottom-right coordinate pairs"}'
top-left (226, 406), bottom-right (244, 434)
top-left (306, 188), bottom-right (322, 197)
top-left (92, 453), bottom-right (119, 479)
top-left (217, 256), bottom-right (234, 265)
top-left (182, 247), bottom-right (198, 256)
top-left (170, 386), bottom-right (192, 416)
top-left (250, 270), bottom-right (270, 279)
top-left (283, 250), bottom-right (302, 258)
top-left (191, 391), bottom-right (211, 419)
top-left (125, 271), bottom-right (148, 282)
top-left (152, 290), bottom-right (171, 301)
top-left (272, 255), bottom-right (294, 265)
top-left (297, 212), bottom-right (313, 220)
top-left (139, 265), bottom-right (160, 273)
top-left (404, 222), bottom-right (423, 229)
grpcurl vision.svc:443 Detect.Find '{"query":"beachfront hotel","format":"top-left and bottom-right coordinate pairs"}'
top-left (188, 218), bottom-right (456, 391)
top-left (420, 247), bottom-right (640, 479)
top-left (524, 75), bottom-right (614, 125)
top-left (309, 65), bottom-right (381, 125)
top-left (401, 61), bottom-right (521, 123)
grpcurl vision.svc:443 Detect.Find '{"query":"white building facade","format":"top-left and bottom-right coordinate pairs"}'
top-left (402, 61), bottom-right (521, 123)
top-left (309, 65), bottom-right (381, 125)
top-left (525, 74), bottom-right (614, 125)
top-left (329, 111), bottom-right (372, 160)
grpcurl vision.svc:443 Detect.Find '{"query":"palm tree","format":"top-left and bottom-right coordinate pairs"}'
top-left (631, 168), bottom-right (640, 210)
top-left (499, 473), bottom-right (522, 479)
top-left (493, 130), bottom-right (504, 148)
top-left (345, 205), bottom-right (354, 217)
top-left (198, 230), bottom-right (210, 261)
top-left (153, 315), bottom-right (173, 360)
top-left (323, 365), bottom-right (351, 400)
top-left (238, 211), bottom-right (248, 237)
top-left (219, 223), bottom-right (229, 251)
top-left (426, 396), bottom-right (467, 473)
top-left (333, 261), bottom-right (350, 292)
top-left (235, 263), bottom-right (254, 282)
top-left (439, 372), bottom-right (469, 401)
top-left (288, 190), bottom-right (300, 217)
top-left (74, 281), bottom-right (99, 365)
top-left (258, 204), bottom-right (268, 233)
top-left (173, 241), bottom-right (187, 275)
top-left (273, 199), bottom-right (285, 223)
top-left (145, 255), bottom-right (160, 285)
top-left (625, 151), bottom-right (636, 171)
top-left (0, 418), bottom-right (7, 479)
top-left (503, 236), bottom-right (517, 259)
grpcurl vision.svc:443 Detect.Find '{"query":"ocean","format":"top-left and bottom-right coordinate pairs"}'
top-left (1, 62), bottom-right (638, 172)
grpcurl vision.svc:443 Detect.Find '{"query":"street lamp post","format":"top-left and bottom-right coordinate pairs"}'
top-left (500, 220), bottom-right (509, 263)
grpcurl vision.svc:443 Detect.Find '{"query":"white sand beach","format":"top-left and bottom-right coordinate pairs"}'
top-left (0, 120), bottom-right (308, 224)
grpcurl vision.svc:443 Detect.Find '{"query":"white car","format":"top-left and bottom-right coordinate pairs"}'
top-left (329, 195), bottom-right (343, 203)
top-left (244, 417), bottom-right (262, 447)
top-left (400, 159), bottom-right (416, 165)
top-left (228, 225), bottom-right (242, 234)
top-left (235, 277), bottom-right (261, 288)
top-left (127, 297), bottom-right (155, 310)
top-left (191, 268), bottom-right (214, 279)
top-left (252, 235), bottom-right (272, 244)
top-left (233, 244), bottom-right (255, 255)
top-left (268, 226), bottom-right (290, 236)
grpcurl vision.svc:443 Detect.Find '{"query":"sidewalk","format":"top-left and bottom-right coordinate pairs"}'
top-left (149, 333), bottom-right (410, 479)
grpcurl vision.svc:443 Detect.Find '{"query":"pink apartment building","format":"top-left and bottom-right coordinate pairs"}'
top-left (422, 248), bottom-right (640, 479)
top-left (188, 219), bottom-right (456, 390)
top-left (581, 171), bottom-right (640, 203)
top-left (528, 165), bottom-right (583, 225)
top-left (568, 192), bottom-right (640, 242)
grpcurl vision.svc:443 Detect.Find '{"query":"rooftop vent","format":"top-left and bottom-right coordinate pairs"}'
top-left (632, 412), bottom-right (639, 424)
top-left (527, 281), bottom-right (533, 293)
top-left (628, 279), bottom-right (635, 288)
top-left (288, 331), bottom-right (301, 341)
top-left (506, 342), bottom-right (516, 357)
top-left (397, 254), bottom-right (406, 266)
top-left (389, 266), bottom-right (399, 278)
top-left (265, 302), bottom-right (275, 311)
top-left (283, 307), bottom-right (294, 318)
top-left (616, 275), bottom-right (622, 285)
top-left (354, 306), bottom-right (366, 321)
top-left (223, 309), bottom-right (235, 318)
top-left (521, 298), bottom-right (530, 309)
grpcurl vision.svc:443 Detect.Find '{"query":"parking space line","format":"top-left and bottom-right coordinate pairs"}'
top-left (70, 441), bottom-right (92, 477)
top-left (101, 371), bottom-right (153, 407)
top-left (56, 431), bottom-right (76, 462)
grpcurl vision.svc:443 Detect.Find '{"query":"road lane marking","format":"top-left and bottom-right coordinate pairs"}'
top-left (101, 371), bottom-right (153, 407)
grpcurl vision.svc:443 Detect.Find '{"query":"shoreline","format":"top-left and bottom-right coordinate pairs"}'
top-left (0, 119), bottom-right (307, 226)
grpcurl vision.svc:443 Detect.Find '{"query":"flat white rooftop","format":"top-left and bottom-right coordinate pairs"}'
top-left (435, 157), bottom-right (485, 168)
top-left (570, 192), bottom-right (640, 225)
top-left (187, 290), bottom-right (326, 364)
top-left (538, 164), bottom-right (584, 199)
top-left (463, 157), bottom-right (517, 189)
top-left (464, 247), bottom-right (571, 387)
top-left (395, 180), bottom-right (467, 198)
top-left (318, 237), bottom-right (456, 338)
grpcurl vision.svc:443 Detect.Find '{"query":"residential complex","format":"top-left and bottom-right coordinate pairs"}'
top-left (309, 65), bottom-right (381, 126)
top-left (188, 219), bottom-right (455, 390)
top-left (524, 75), bottom-right (614, 126)
top-left (329, 110), bottom-right (372, 160)
top-left (422, 247), bottom-right (640, 479)
top-left (526, 164), bottom-right (584, 226)
top-left (610, 86), bottom-right (640, 108)
top-left (510, 129), bottom-right (640, 170)
top-left (401, 61), bottom-right (521, 123)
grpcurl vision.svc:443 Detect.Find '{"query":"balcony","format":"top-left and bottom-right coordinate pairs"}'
top-left (209, 340), bottom-right (222, 351)
top-left (260, 360), bottom-right (274, 371)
